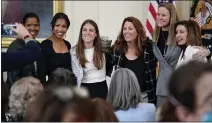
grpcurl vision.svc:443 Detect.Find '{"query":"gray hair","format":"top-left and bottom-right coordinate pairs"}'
top-left (107, 68), bottom-right (141, 111)
top-left (8, 76), bottom-right (43, 120)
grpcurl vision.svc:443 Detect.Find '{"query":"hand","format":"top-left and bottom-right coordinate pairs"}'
top-left (192, 46), bottom-right (210, 60)
top-left (11, 23), bottom-right (32, 40)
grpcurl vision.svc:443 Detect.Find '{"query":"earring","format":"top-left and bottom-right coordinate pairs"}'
top-left (63, 34), bottom-right (66, 39)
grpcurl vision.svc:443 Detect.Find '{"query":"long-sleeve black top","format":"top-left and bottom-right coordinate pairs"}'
top-left (6, 39), bottom-right (39, 88)
top-left (37, 39), bottom-right (72, 84)
top-left (2, 40), bottom-right (41, 72)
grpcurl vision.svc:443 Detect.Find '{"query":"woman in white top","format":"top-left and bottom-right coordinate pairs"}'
top-left (71, 19), bottom-right (107, 99)
top-left (175, 20), bottom-right (207, 69)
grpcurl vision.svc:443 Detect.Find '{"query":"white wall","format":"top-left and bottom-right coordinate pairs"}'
top-left (64, 1), bottom-right (191, 46)
top-left (176, 1), bottom-right (192, 20)
top-left (2, 1), bottom-right (191, 82)
top-left (64, 1), bottom-right (150, 46)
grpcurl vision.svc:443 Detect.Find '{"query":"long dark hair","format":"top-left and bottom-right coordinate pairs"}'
top-left (76, 19), bottom-right (104, 69)
top-left (113, 16), bottom-right (146, 56)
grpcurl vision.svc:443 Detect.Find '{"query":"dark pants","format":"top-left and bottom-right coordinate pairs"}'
top-left (81, 80), bottom-right (108, 99)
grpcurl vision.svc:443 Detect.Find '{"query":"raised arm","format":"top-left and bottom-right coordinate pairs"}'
top-left (2, 23), bottom-right (41, 72)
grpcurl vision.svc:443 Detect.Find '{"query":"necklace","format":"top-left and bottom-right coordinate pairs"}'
top-left (161, 31), bottom-right (168, 57)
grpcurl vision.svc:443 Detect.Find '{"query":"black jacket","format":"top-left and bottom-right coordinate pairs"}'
top-left (2, 40), bottom-right (41, 72)
top-left (106, 38), bottom-right (157, 104)
top-left (6, 39), bottom-right (39, 88)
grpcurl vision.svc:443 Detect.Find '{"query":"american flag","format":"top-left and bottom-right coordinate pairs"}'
top-left (194, 12), bottom-right (203, 27)
top-left (145, 0), bottom-right (176, 39)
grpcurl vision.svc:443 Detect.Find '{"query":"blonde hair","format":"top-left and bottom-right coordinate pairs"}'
top-left (152, 2), bottom-right (179, 45)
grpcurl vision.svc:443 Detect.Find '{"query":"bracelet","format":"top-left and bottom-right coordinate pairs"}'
top-left (24, 37), bottom-right (35, 44)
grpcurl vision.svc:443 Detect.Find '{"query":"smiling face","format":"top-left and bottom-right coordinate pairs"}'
top-left (176, 25), bottom-right (188, 45)
top-left (52, 18), bottom-right (68, 39)
top-left (156, 6), bottom-right (171, 28)
top-left (123, 21), bottom-right (138, 42)
top-left (82, 23), bottom-right (97, 44)
top-left (24, 17), bottom-right (40, 38)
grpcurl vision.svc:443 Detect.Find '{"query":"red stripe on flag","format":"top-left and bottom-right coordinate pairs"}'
top-left (149, 3), bottom-right (157, 21)
top-left (146, 19), bottom-right (153, 34)
top-left (194, 17), bottom-right (202, 27)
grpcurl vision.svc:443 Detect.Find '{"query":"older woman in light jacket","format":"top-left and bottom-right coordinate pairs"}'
top-left (175, 20), bottom-right (207, 69)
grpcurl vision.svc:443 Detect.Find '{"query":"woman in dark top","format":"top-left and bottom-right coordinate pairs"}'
top-left (106, 17), bottom-right (157, 104)
top-left (2, 22), bottom-right (41, 122)
top-left (37, 13), bottom-right (72, 84)
top-left (6, 13), bottom-right (40, 88)
top-left (2, 23), bottom-right (41, 72)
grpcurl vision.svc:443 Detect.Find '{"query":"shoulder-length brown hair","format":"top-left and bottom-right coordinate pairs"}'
top-left (174, 20), bottom-right (202, 46)
top-left (113, 16), bottom-right (147, 56)
top-left (92, 98), bottom-right (118, 122)
top-left (76, 19), bottom-right (104, 69)
top-left (152, 2), bottom-right (179, 45)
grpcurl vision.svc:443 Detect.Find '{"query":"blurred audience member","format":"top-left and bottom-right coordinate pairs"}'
top-left (157, 61), bottom-right (212, 122)
top-left (47, 68), bottom-right (77, 87)
top-left (107, 68), bottom-right (156, 121)
top-left (6, 77), bottom-right (43, 121)
top-left (25, 86), bottom-right (96, 122)
top-left (92, 98), bottom-right (118, 122)
top-left (2, 23), bottom-right (41, 72)
top-left (2, 23), bottom-right (40, 121)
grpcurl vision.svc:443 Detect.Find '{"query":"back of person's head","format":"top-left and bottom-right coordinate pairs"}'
top-left (22, 12), bottom-right (40, 25)
top-left (156, 98), bottom-right (179, 122)
top-left (159, 61), bottom-right (212, 122)
top-left (25, 86), bottom-right (96, 122)
top-left (92, 98), bottom-right (118, 122)
top-left (8, 77), bottom-right (43, 121)
top-left (107, 68), bottom-right (141, 111)
top-left (47, 68), bottom-right (77, 87)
